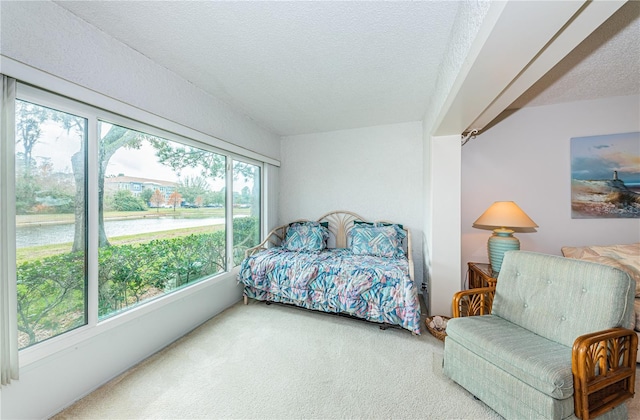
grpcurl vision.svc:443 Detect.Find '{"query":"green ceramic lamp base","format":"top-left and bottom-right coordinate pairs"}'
top-left (487, 228), bottom-right (520, 273)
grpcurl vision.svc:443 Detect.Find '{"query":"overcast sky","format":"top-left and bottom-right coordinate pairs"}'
top-left (26, 121), bottom-right (228, 191)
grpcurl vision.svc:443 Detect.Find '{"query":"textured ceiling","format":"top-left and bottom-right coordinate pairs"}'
top-left (509, 0), bottom-right (640, 110)
top-left (54, 1), bottom-right (639, 137)
top-left (54, 1), bottom-right (460, 136)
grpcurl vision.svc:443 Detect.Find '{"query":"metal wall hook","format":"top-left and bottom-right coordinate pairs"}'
top-left (461, 128), bottom-right (479, 146)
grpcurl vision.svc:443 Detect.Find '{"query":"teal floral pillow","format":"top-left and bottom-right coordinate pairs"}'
top-left (283, 222), bottom-right (329, 252)
top-left (349, 224), bottom-right (406, 258)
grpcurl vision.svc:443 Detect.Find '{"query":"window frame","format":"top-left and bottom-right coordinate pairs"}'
top-left (230, 158), bottom-right (263, 267)
top-left (11, 82), bottom-right (266, 366)
top-left (14, 86), bottom-right (94, 346)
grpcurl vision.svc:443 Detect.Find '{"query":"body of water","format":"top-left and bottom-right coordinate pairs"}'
top-left (17, 217), bottom-right (226, 248)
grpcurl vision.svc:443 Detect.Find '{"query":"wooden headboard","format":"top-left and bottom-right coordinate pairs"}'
top-left (244, 210), bottom-right (414, 281)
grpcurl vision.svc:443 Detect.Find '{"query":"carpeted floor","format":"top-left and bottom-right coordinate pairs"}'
top-left (53, 301), bottom-right (640, 420)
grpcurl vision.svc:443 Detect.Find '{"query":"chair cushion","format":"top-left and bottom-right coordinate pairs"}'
top-left (446, 315), bottom-right (573, 399)
top-left (493, 251), bottom-right (635, 348)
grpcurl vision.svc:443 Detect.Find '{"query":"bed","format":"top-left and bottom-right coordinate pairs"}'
top-left (561, 242), bottom-right (640, 362)
top-left (237, 211), bottom-right (422, 334)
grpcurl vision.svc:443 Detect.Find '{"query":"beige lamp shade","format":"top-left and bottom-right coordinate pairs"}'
top-left (473, 201), bottom-right (538, 229)
top-left (473, 201), bottom-right (538, 273)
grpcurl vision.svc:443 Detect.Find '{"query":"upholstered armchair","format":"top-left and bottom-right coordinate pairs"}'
top-left (445, 251), bottom-right (637, 420)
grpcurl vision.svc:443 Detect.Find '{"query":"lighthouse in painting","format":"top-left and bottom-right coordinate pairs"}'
top-left (570, 132), bottom-right (640, 218)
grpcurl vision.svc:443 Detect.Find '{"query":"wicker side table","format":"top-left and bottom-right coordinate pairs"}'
top-left (468, 262), bottom-right (497, 288)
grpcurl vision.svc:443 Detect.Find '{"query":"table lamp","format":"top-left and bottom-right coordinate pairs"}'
top-left (473, 201), bottom-right (538, 273)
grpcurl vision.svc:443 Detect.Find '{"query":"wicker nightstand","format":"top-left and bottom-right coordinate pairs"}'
top-left (467, 262), bottom-right (497, 289)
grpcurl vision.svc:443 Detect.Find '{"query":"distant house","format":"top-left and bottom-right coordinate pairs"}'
top-left (105, 175), bottom-right (178, 203)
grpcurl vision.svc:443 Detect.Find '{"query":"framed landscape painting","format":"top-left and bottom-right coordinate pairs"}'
top-left (570, 132), bottom-right (640, 219)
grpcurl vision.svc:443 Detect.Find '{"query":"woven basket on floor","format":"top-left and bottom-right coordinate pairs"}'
top-left (426, 316), bottom-right (450, 341)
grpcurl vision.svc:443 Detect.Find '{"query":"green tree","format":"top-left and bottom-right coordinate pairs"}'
top-left (108, 190), bottom-right (147, 211)
top-left (14, 173), bottom-right (39, 214)
top-left (95, 124), bottom-right (149, 248)
top-left (140, 188), bottom-right (153, 206)
top-left (16, 103), bottom-right (153, 251)
top-left (15, 101), bottom-right (49, 179)
top-left (204, 189), bottom-right (225, 207)
top-left (151, 140), bottom-right (226, 179)
top-left (177, 175), bottom-right (210, 205)
top-left (50, 116), bottom-right (151, 251)
top-left (240, 186), bottom-right (251, 204)
top-left (33, 159), bottom-right (76, 213)
top-left (233, 161), bottom-right (259, 217)
top-left (151, 142), bottom-right (258, 217)
top-left (15, 101), bottom-right (51, 214)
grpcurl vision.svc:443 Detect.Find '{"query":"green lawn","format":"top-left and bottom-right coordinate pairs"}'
top-left (16, 207), bottom-right (244, 226)
top-left (16, 223), bottom-right (226, 263)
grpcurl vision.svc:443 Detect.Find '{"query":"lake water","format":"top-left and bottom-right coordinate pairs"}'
top-left (17, 217), bottom-right (226, 248)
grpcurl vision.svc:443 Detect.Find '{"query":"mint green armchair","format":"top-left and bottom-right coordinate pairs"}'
top-left (444, 251), bottom-right (637, 419)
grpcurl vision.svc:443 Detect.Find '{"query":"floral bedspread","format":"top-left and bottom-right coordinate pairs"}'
top-left (238, 248), bottom-right (421, 334)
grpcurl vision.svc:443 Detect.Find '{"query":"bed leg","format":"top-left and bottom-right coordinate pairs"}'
top-left (243, 295), bottom-right (248, 305)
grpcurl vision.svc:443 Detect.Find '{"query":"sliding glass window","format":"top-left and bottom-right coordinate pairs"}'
top-left (15, 100), bottom-right (87, 349)
top-left (9, 83), bottom-right (263, 353)
top-left (97, 122), bottom-right (227, 319)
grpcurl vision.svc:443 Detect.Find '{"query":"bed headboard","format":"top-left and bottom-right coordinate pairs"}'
top-left (317, 210), bottom-right (363, 248)
top-left (245, 210), bottom-right (414, 280)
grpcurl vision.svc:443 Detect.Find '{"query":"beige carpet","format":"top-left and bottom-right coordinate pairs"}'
top-left (53, 301), bottom-right (640, 420)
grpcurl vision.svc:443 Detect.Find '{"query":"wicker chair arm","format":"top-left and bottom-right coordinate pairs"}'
top-left (572, 328), bottom-right (638, 420)
top-left (451, 287), bottom-right (495, 318)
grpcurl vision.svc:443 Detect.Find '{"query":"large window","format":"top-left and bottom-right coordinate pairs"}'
top-left (97, 122), bottom-right (228, 319)
top-left (10, 86), bottom-right (263, 351)
top-left (15, 100), bottom-right (87, 349)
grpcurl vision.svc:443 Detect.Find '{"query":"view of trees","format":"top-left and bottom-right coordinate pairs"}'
top-left (107, 190), bottom-right (147, 212)
top-left (167, 191), bottom-right (183, 210)
top-left (15, 99), bottom-right (261, 349)
top-left (150, 188), bottom-right (165, 210)
top-left (15, 102), bottom-right (77, 215)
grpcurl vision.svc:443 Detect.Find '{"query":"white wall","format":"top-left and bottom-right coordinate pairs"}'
top-left (1, 2), bottom-right (280, 419)
top-left (461, 95), bottom-right (640, 286)
top-left (0, 1), bottom-right (280, 160)
top-left (428, 136), bottom-right (462, 316)
top-left (422, 0), bottom-right (493, 316)
top-left (280, 122), bottom-right (425, 291)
